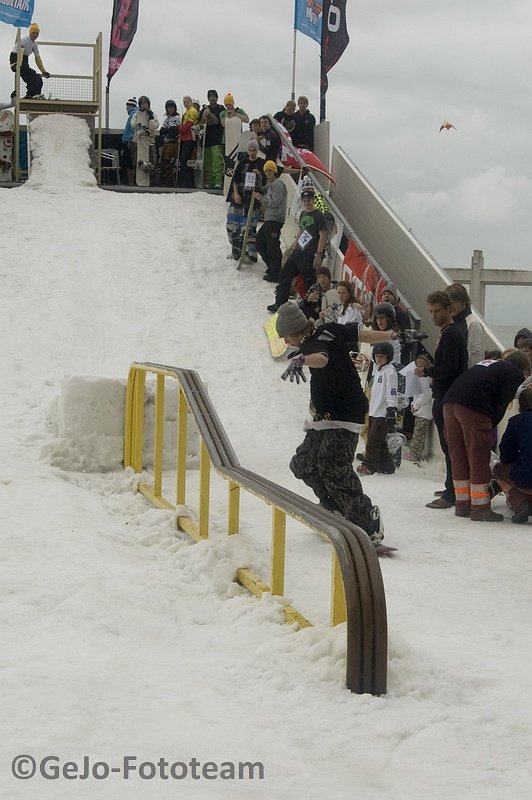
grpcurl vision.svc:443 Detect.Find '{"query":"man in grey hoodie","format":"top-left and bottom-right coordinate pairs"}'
top-left (253, 160), bottom-right (287, 282)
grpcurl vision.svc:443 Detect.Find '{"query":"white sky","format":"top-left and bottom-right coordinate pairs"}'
top-left (1, 0), bottom-right (531, 318)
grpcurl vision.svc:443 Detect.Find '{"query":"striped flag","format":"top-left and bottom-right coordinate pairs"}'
top-left (107, 0), bottom-right (140, 81)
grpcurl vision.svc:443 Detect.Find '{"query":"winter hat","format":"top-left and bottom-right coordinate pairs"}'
top-left (224, 93), bottom-right (235, 106)
top-left (207, 89), bottom-right (218, 99)
top-left (301, 186), bottom-right (316, 199)
top-left (276, 303), bottom-right (308, 338)
top-left (263, 160), bottom-right (277, 174)
top-left (316, 266), bottom-right (332, 279)
top-left (29, 23), bottom-right (40, 35)
top-left (126, 96), bottom-right (137, 107)
top-left (247, 138), bottom-right (259, 152)
top-left (381, 282), bottom-right (398, 301)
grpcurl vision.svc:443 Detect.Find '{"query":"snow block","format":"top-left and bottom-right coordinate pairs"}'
top-left (45, 375), bottom-right (199, 472)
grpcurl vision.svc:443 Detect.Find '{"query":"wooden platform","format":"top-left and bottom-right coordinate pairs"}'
top-left (19, 98), bottom-right (100, 116)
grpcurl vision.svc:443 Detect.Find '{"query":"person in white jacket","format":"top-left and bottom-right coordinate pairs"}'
top-left (357, 341), bottom-right (398, 475)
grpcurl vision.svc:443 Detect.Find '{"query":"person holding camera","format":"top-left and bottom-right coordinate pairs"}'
top-left (299, 267), bottom-right (338, 321)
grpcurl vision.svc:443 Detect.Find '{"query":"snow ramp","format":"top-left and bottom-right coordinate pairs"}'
top-left (23, 114), bottom-right (97, 193)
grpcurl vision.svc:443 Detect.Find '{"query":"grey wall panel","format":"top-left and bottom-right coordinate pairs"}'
top-left (330, 146), bottom-right (502, 355)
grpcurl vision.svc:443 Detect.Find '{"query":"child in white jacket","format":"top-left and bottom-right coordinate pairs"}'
top-left (357, 341), bottom-right (398, 475)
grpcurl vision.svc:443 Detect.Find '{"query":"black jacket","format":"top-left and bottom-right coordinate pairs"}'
top-left (425, 322), bottom-right (468, 401)
top-left (443, 360), bottom-right (524, 426)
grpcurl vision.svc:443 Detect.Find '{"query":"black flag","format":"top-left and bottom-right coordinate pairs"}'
top-left (107, 0), bottom-right (140, 81)
top-left (320, 1), bottom-right (349, 119)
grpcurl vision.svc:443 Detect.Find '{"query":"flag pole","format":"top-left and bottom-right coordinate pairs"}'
top-left (291, 4), bottom-right (297, 101)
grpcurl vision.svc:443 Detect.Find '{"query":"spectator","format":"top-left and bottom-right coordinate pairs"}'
top-left (293, 95), bottom-right (316, 150)
top-left (10, 22), bottom-right (49, 99)
top-left (178, 95), bottom-right (199, 189)
top-left (249, 119), bottom-right (261, 136)
top-left (159, 99), bottom-right (181, 186)
top-left (274, 100), bottom-right (297, 141)
top-left (275, 303), bottom-right (385, 546)
top-left (267, 185), bottom-right (327, 313)
top-left (200, 89), bottom-right (225, 189)
top-left (220, 93), bottom-right (249, 127)
top-left (226, 139), bottom-right (264, 261)
top-left (415, 290), bottom-right (468, 509)
top-left (443, 350), bottom-right (530, 521)
top-left (330, 281), bottom-right (363, 326)
top-left (258, 115), bottom-right (281, 165)
top-left (253, 160), bottom-right (287, 282)
top-left (380, 283), bottom-right (410, 330)
top-left (514, 328), bottom-right (532, 348)
top-left (372, 303), bottom-right (401, 364)
top-left (298, 267), bottom-right (338, 321)
top-left (130, 96), bottom-right (159, 182)
top-left (357, 342), bottom-right (399, 476)
top-left (403, 354), bottom-right (433, 464)
top-left (493, 384), bottom-right (532, 523)
top-left (445, 283), bottom-right (484, 367)
top-left (121, 96), bottom-right (138, 186)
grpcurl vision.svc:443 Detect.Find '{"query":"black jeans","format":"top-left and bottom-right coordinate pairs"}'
top-left (256, 220), bottom-right (283, 279)
top-left (11, 54), bottom-right (43, 97)
top-left (432, 398), bottom-right (455, 500)
top-left (275, 248), bottom-right (315, 306)
top-left (178, 140), bottom-right (194, 188)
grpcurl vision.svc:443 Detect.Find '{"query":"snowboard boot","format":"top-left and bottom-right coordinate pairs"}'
top-left (368, 505), bottom-right (384, 546)
top-left (470, 505), bottom-right (503, 522)
top-left (511, 501), bottom-right (531, 524)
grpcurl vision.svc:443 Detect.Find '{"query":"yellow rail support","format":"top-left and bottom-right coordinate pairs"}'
top-left (123, 362), bottom-right (388, 695)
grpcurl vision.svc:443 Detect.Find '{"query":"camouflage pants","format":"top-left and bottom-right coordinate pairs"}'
top-left (409, 417), bottom-right (430, 461)
top-left (290, 427), bottom-right (380, 539)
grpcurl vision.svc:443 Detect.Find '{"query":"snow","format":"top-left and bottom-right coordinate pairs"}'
top-left (2, 116), bottom-right (532, 799)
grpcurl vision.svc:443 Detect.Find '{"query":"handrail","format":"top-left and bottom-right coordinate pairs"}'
top-left (123, 361), bottom-right (388, 695)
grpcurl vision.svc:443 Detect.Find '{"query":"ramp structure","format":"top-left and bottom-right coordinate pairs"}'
top-left (12, 31), bottom-right (103, 183)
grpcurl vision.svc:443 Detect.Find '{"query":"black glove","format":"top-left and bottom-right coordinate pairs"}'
top-left (398, 328), bottom-right (428, 345)
top-left (386, 407), bottom-right (397, 433)
top-left (281, 353), bottom-right (306, 384)
top-left (148, 110), bottom-right (154, 120)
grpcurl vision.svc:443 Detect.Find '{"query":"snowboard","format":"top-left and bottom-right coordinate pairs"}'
top-left (188, 123), bottom-right (206, 189)
top-left (375, 545), bottom-right (398, 558)
top-left (223, 114), bottom-right (243, 196)
top-left (264, 312), bottom-right (288, 358)
top-left (134, 110), bottom-right (155, 187)
top-left (0, 109), bottom-right (14, 182)
top-left (236, 195), bottom-right (257, 269)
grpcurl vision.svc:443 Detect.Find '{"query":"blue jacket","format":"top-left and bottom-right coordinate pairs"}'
top-left (499, 410), bottom-right (532, 488)
top-left (122, 106), bottom-right (138, 143)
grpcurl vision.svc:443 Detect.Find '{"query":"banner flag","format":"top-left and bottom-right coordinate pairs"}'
top-left (107, 0), bottom-right (139, 81)
top-left (294, 0), bottom-right (323, 44)
top-left (320, 0), bottom-right (349, 95)
top-left (0, 0), bottom-right (34, 28)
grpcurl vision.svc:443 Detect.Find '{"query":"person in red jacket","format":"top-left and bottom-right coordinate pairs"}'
top-left (177, 95), bottom-right (199, 188)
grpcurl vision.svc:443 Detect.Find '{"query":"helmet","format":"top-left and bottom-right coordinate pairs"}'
top-left (372, 341), bottom-right (394, 363)
top-left (138, 95), bottom-right (150, 107)
top-left (373, 302), bottom-right (396, 330)
top-left (165, 99), bottom-right (177, 110)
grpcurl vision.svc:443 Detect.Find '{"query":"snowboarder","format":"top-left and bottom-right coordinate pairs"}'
top-left (226, 139), bottom-right (264, 262)
top-left (9, 22), bottom-right (50, 99)
top-left (275, 302), bottom-right (384, 547)
top-left (121, 96), bottom-right (138, 186)
top-left (200, 89), bottom-right (224, 189)
top-left (159, 100), bottom-right (181, 186)
top-left (130, 96), bottom-right (159, 187)
top-left (253, 160), bottom-right (287, 282)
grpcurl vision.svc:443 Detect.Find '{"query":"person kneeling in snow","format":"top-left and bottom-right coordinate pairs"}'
top-left (492, 385), bottom-right (532, 524)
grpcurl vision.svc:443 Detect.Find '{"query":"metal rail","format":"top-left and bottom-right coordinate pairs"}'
top-left (124, 361), bottom-right (388, 695)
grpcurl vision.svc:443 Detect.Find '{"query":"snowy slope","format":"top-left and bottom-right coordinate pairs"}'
top-left (2, 116), bottom-right (532, 799)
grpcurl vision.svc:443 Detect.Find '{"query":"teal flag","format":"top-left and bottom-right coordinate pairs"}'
top-left (294, 0), bottom-right (323, 44)
top-left (0, 0), bottom-right (35, 27)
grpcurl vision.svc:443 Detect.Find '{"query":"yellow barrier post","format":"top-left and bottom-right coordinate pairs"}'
top-left (330, 552), bottom-right (347, 626)
top-left (198, 440), bottom-right (211, 539)
top-left (132, 368), bottom-right (146, 473)
top-left (153, 374), bottom-right (165, 498)
top-left (227, 481), bottom-right (240, 535)
top-left (176, 387), bottom-right (188, 506)
top-left (271, 507), bottom-right (286, 596)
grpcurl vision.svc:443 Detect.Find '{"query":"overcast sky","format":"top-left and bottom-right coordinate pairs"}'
top-left (2, 1), bottom-right (531, 323)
